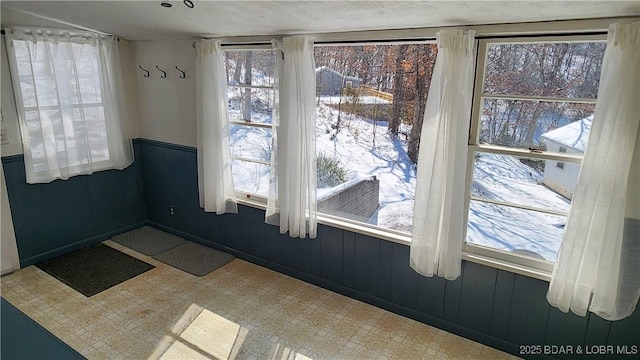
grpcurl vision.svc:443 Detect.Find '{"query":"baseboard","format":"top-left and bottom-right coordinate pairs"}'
top-left (147, 220), bottom-right (536, 359)
top-left (19, 221), bottom-right (148, 267)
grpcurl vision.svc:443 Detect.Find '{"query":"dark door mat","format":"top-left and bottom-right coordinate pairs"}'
top-left (36, 244), bottom-right (154, 297)
top-left (153, 242), bottom-right (234, 277)
top-left (112, 226), bottom-right (186, 256)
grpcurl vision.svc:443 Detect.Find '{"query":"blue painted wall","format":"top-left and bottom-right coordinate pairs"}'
top-left (2, 138), bottom-right (637, 359)
top-left (137, 139), bottom-right (640, 360)
top-left (1, 141), bottom-right (147, 266)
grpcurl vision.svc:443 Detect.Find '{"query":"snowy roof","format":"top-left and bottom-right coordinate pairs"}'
top-left (541, 115), bottom-right (592, 152)
top-left (315, 66), bottom-right (339, 74)
top-left (315, 66), bottom-right (361, 81)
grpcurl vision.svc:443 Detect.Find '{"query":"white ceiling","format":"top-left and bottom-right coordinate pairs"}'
top-left (1, 1), bottom-right (639, 41)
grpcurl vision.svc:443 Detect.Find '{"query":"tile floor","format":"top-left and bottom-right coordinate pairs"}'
top-left (1, 240), bottom-right (520, 360)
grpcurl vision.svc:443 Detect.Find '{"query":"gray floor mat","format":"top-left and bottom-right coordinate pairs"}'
top-left (152, 242), bottom-right (234, 276)
top-left (112, 226), bottom-right (186, 256)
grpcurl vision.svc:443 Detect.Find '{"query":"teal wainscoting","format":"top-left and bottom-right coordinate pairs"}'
top-left (1, 141), bottom-right (147, 266)
top-left (137, 139), bottom-right (640, 360)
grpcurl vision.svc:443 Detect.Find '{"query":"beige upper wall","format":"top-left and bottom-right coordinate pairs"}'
top-left (133, 40), bottom-right (197, 148)
top-left (1, 18), bottom-right (638, 219)
top-left (1, 35), bottom-right (22, 156)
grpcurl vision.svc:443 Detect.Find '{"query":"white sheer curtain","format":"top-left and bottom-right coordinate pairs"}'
top-left (265, 36), bottom-right (317, 238)
top-left (547, 22), bottom-right (640, 321)
top-left (195, 39), bottom-right (238, 214)
top-left (410, 30), bottom-right (476, 280)
top-left (5, 27), bottom-right (133, 183)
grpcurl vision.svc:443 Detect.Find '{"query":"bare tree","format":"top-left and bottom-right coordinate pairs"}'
top-left (389, 46), bottom-right (407, 137)
top-left (408, 45), bottom-right (435, 163)
top-left (242, 51), bottom-right (253, 121)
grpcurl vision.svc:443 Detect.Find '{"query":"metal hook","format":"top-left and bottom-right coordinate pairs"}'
top-left (156, 65), bottom-right (167, 79)
top-left (175, 65), bottom-right (186, 79)
top-left (139, 65), bottom-right (150, 78)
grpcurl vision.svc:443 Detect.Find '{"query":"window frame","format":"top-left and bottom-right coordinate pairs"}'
top-left (312, 40), bottom-right (436, 236)
top-left (463, 34), bottom-right (607, 274)
top-left (7, 37), bottom-right (117, 177)
top-left (229, 41), bottom-right (440, 239)
top-left (218, 27), bottom-right (616, 281)
top-left (223, 46), bottom-right (276, 199)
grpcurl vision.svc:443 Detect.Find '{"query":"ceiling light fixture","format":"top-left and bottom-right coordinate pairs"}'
top-left (160, 1), bottom-right (172, 8)
top-left (184, 0), bottom-right (194, 8)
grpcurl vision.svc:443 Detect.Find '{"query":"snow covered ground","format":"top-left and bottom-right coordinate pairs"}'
top-left (320, 95), bottom-right (392, 105)
top-left (468, 153), bottom-right (570, 261)
top-left (229, 91), bottom-right (569, 262)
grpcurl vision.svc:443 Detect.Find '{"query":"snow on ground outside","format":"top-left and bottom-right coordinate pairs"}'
top-left (469, 153), bottom-right (570, 261)
top-left (315, 100), bottom-right (417, 232)
top-left (320, 95), bottom-right (392, 105)
top-left (228, 90), bottom-right (569, 261)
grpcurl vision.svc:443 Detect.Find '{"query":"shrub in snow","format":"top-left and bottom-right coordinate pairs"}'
top-left (317, 154), bottom-right (347, 188)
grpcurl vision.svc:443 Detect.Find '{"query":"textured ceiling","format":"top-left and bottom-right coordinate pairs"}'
top-left (1, 1), bottom-right (639, 40)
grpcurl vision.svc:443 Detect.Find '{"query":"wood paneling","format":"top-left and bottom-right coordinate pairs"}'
top-left (18, 138), bottom-right (629, 360)
top-left (459, 262), bottom-right (497, 333)
top-left (2, 142), bottom-right (146, 265)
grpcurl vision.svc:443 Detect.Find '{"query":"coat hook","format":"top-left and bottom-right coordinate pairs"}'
top-left (139, 65), bottom-right (150, 78)
top-left (156, 65), bottom-right (167, 78)
top-left (175, 65), bottom-right (186, 79)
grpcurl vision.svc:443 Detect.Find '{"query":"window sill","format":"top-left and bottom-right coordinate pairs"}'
top-left (234, 195), bottom-right (552, 282)
top-left (462, 252), bottom-right (552, 282)
top-left (235, 195), bottom-right (412, 245)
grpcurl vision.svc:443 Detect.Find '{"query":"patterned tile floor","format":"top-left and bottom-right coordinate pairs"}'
top-left (1, 240), bottom-right (520, 360)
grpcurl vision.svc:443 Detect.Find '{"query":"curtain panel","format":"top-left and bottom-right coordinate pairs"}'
top-left (195, 39), bottom-right (238, 214)
top-left (410, 29), bottom-right (476, 280)
top-left (547, 21), bottom-right (640, 321)
top-left (266, 36), bottom-right (318, 238)
top-left (5, 27), bottom-right (133, 183)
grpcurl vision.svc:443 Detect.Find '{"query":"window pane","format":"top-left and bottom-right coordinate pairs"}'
top-left (19, 77), bottom-right (37, 108)
top-left (467, 200), bottom-right (564, 262)
top-left (226, 49), bottom-right (276, 196)
top-left (484, 42), bottom-right (606, 99)
top-left (471, 153), bottom-right (572, 213)
top-left (314, 43), bottom-right (437, 233)
top-left (480, 99), bottom-right (594, 151)
top-left (82, 106), bottom-right (110, 163)
top-left (77, 75), bottom-right (101, 104)
top-left (229, 125), bottom-right (272, 162)
top-left (231, 159), bottom-right (270, 196)
top-left (228, 88), bottom-right (274, 124)
top-left (224, 50), bottom-right (275, 87)
top-left (34, 77), bottom-right (58, 107)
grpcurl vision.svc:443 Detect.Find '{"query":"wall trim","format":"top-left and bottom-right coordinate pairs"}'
top-left (1, 154), bottom-right (24, 163)
top-left (2, 139), bottom-right (144, 162)
top-left (137, 138), bottom-right (196, 153)
top-left (19, 221), bottom-right (147, 267)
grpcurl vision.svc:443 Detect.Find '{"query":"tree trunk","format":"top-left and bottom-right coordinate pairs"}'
top-left (389, 46), bottom-right (407, 136)
top-left (408, 48), bottom-right (429, 163)
top-left (242, 51), bottom-right (253, 121)
top-left (233, 52), bottom-right (244, 84)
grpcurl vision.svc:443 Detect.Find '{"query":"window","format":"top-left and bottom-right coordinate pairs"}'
top-left (6, 28), bottom-right (132, 183)
top-left (556, 146), bottom-right (567, 169)
top-left (224, 49), bottom-right (276, 197)
top-left (314, 43), bottom-right (437, 233)
top-left (224, 43), bottom-right (440, 236)
top-left (465, 37), bottom-right (606, 267)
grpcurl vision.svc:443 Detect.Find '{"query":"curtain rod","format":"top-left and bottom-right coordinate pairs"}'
top-left (476, 30), bottom-right (607, 40)
top-left (1, 27), bottom-right (119, 41)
